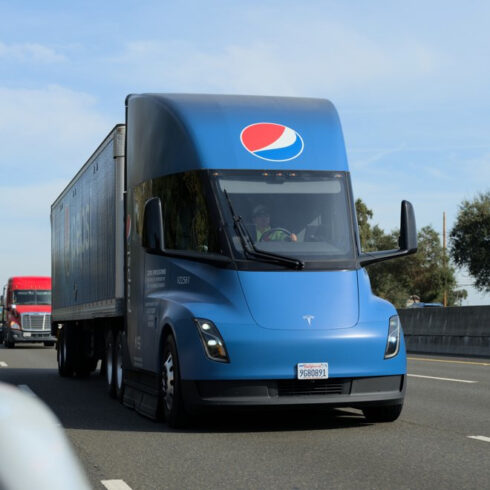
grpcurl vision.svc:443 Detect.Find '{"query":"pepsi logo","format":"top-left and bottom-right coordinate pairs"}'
top-left (240, 123), bottom-right (304, 161)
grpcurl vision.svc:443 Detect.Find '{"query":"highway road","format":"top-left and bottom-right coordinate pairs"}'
top-left (0, 345), bottom-right (489, 489)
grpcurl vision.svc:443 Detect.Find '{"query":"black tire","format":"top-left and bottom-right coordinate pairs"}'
top-left (57, 328), bottom-right (74, 377)
top-left (105, 329), bottom-right (117, 398)
top-left (5, 334), bottom-right (15, 348)
top-left (363, 404), bottom-right (403, 423)
top-left (44, 341), bottom-right (55, 347)
top-left (159, 335), bottom-right (188, 428)
top-left (114, 330), bottom-right (125, 401)
top-left (89, 357), bottom-right (99, 374)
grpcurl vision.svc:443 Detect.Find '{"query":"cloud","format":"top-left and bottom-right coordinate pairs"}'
top-left (0, 179), bottom-right (66, 223)
top-left (0, 85), bottom-right (112, 182)
top-left (0, 85), bottom-right (112, 286)
top-left (349, 144), bottom-right (407, 170)
top-left (111, 24), bottom-right (444, 101)
top-left (0, 180), bottom-right (64, 284)
top-left (0, 42), bottom-right (66, 63)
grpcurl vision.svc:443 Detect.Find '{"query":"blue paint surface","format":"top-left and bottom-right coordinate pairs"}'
top-left (149, 257), bottom-right (405, 381)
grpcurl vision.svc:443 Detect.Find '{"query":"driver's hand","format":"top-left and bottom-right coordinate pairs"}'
top-left (290, 233), bottom-right (298, 242)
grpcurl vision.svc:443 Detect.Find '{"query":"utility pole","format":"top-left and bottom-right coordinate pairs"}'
top-left (443, 212), bottom-right (447, 307)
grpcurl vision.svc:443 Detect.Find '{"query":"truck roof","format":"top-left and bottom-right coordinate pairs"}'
top-left (8, 277), bottom-right (51, 290)
top-left (126, 94), bottom-right (349, 181)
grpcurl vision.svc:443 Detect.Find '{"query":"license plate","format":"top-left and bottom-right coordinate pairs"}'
top-left (297, 362), bottom-right (328, 380)
top-left (23, 332), bottom-right (31, 337)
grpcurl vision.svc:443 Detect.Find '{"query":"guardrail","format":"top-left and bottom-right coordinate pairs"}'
top-left (398, 305), bottom-right (490, 358)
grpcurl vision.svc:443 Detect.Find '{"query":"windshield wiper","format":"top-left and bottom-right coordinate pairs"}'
top-left (223, 189), bottom-right (304, 270)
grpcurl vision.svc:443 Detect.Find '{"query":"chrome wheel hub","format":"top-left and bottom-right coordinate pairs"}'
top-left (162, 353), bottom-right (174, 411)
top-left (116, 341), bottom-right (123, 390)
top-left (106, 341), bottom-right (113, 386)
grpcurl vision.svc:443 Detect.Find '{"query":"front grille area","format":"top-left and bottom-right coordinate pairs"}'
top-left (21, 313), bottom-right (51, 331)
top-left (277, 379), bottom-right (351, 397)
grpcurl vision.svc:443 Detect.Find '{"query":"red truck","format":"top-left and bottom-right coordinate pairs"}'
top-left (1, 277), bottom-right (55, 348)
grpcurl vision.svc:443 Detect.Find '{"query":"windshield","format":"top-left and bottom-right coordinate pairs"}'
top-left (212, 170), bottom-right (356, 268)
top-left (12, 290), bottom-right (51, 305)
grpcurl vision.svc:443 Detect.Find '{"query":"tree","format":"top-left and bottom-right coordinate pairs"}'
top-left (450, 192), bottom-right (490, 292)
top-left (355, 199), bottom-right (467, 308)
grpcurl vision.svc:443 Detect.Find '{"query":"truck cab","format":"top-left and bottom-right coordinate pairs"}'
top-left (3, 277), bottom-right (55, 348)
top-left (124, 95), bottom-right (417, 425)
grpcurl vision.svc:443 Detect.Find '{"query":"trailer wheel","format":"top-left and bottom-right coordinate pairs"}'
top-left (105, 330), bottom-right (116, 398)
top-left (114, 330), bottom-right (125, 401)
top-left (57, 328), bottom-right (74, 377)
top-left (362, 404), bottom-right (403, 423)
top-left (160, 335), bottom-right (188, 428)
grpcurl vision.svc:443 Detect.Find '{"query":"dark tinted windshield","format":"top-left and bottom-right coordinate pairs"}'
top-left (13, 290), bottom-right (51, 305)
top-left (213, 170), bottom-right (356, 267)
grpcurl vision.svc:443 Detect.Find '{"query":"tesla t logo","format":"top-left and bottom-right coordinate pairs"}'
top-left (302, 315), bottom-right (315, 326)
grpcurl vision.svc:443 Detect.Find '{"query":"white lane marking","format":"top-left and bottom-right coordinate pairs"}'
top-left (18, 384), bottom-right (38, 396)
top-left (0, 361), bottom-right (7, 367)
top-left (101, 480), bottom-right (133, 490)
top-left (408, 357), bottom-right (490, 367)
top-left (468, 435), bottom-right (490, 443)
top-left (408, 374), bottom-right (478, 384)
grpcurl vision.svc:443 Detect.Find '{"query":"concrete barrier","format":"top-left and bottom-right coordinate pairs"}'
top-left (398, 305), bottom-right (490, 358)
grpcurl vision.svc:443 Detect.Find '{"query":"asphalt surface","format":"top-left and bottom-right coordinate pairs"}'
top-left (0, 344), bottom-right (489, 489)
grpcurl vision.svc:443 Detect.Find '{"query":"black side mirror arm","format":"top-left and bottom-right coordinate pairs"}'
top-left (359, 200), bottom-right (417, 267)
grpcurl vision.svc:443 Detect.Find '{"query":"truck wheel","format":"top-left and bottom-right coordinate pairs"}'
top-left (57, 328), bottom-right (74, 377)
top-left (105, 330), bottom-right (116, 398)
top-left (160, 335), bottom-right (188, 428)
top-left (115, 330), bottom-right (125, 401)
top-left (362, 404), bottom-right (403, 423)
top-left (5, 335), bottom-right (15, 348)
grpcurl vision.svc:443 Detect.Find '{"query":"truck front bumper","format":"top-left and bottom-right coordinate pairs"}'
top-left (181, 374), bottom-right (405, 413)
top-left (9, 330), bottom-right (56, 343)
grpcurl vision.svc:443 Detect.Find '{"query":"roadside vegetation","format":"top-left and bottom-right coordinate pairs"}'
top-left (450, 191), bottom-right (490, 293)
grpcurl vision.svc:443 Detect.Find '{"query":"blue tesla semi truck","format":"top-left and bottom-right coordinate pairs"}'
top-left (51, 94), bottom-right (417, 427)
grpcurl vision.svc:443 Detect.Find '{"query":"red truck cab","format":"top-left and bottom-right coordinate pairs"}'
top-left (2, 276), bottom-right (55, 348)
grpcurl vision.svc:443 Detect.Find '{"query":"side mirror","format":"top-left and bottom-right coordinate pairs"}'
top-left (399, 200), bottom-right (417, 253)
top-left (142, 197), bottom-right (164, 253)
top-left (359, 200), bottom-right (417, 267)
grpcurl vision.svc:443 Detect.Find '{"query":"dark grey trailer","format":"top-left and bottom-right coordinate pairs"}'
top-left (51, 125), bottom-right (125, 376)
top-left (51, 125), bottom-right (125, 321)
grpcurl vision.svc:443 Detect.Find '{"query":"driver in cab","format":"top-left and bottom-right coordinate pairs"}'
top-left (252, 205), bottom-right (297, 242)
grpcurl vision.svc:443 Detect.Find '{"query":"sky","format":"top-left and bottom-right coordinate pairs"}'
top-left (0, 0), bottom-right (488, 305)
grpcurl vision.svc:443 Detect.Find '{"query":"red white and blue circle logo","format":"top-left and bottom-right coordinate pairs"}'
top-left (240, 123), bottom-right (304, 162)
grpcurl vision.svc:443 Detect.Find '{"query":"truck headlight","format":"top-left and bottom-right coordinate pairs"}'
top-left (10, 321), bottom-right (20, 330)
top-left (384, 315), bottom-right (401, 359)
top-left (194, 319), bottom-right (229, 363)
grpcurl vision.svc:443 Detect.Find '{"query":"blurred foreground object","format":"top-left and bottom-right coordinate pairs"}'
top-left (0, 382), bottom-right (90, 490)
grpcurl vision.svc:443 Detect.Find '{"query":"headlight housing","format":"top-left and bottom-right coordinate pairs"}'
top-left (10, 321), bottom-right (20, 330)
top-left (384, 315), bottom-right (401, 359)
top-left (194, 319), bottom-right (229, 363)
